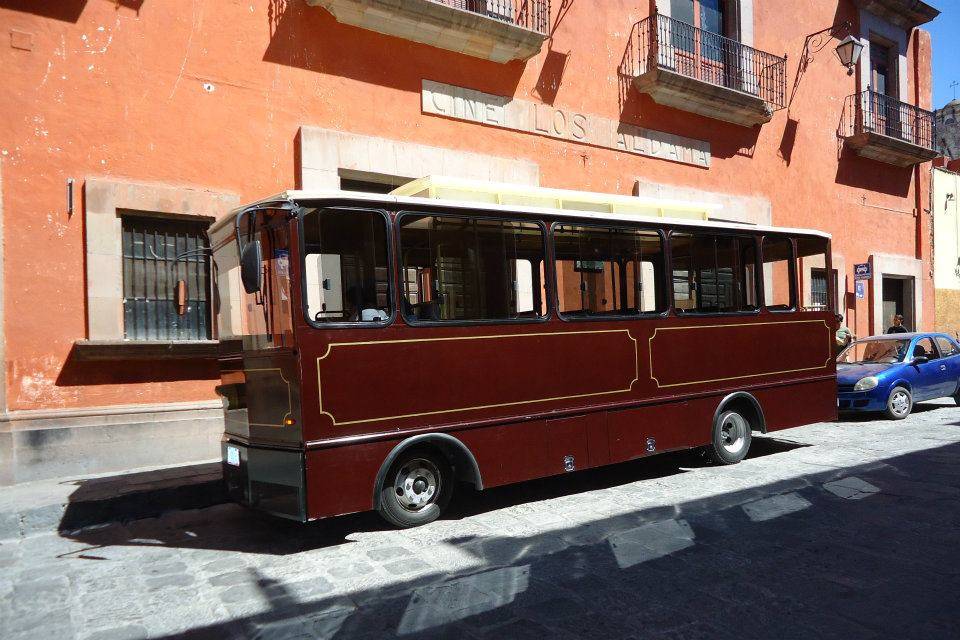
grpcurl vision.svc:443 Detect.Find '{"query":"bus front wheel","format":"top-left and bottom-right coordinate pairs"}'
top-left (705, 410), bottom-right (752, 465)
top-left (377, 449), bottom-right (453, 528)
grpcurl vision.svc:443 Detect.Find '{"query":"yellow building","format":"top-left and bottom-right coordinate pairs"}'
top-left (934, 163), bottom-right (960, 337)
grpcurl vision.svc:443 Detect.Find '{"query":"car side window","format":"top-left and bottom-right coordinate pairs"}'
top-left (935, 336), bottom-right (960, 357)
top-left (913, 337), bottom-right (938, 360)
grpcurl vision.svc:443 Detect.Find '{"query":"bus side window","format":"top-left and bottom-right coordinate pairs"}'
top-left (555, 224), bottom-right (665, 317)
top-left (302, 208), bottom-right (391, 324)
top-left (762, 236), bottom-right (795, 311)
top-left (398, 214), bottom-right (546, 322)
top-left (671, 232), bottom-right (697, 312)
top-left (796, 236), bottom-right (831, 312)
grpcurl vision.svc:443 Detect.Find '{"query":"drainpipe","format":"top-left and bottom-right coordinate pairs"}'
top-left (914, 28), bottom-right (923, 265)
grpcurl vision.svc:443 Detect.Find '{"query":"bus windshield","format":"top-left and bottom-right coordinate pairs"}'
top-left (212, 208), bottom-right (293, 349)
top-left (837, 338), bottom-right (910, 365)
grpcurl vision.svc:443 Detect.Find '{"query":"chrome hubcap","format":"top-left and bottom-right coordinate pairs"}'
top-left (394, 459), bottom-right (439, 512)
top-left (720, 413), bottom-right (748, 454)
top-left (891, 391), bottom-right (910, 416)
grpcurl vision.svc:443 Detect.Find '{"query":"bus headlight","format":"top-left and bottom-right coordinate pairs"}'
top-left (853, 376), bottom-right (879, 391)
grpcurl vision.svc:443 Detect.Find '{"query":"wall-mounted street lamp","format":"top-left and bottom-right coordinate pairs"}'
top-left (834, 35), bottom-right (864, 76)
top-left (787, 21), bottom-right (860, 114)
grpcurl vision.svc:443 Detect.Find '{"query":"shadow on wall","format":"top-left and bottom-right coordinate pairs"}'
top-left (778, 117), bottom-right (799, 166)
top-left (263, 0), bottom-right (527, 98)
top-left (54, 347), bottom-right (219, 387)
top-left (835, 146), bottom-right (913, 197)
top-left (0, 0), bottom-right (143, 22)
top-left (64, 434), bottom-right (960, 639)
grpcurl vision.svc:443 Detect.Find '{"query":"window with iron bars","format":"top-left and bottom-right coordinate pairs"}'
top-left (810, 268), bottom-right (830, 312)
top-left (121, 215), bottom-right (211, 341)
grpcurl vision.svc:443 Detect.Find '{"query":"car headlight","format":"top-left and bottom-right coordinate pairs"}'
top-left (853, 376), bottom-right (879, 391)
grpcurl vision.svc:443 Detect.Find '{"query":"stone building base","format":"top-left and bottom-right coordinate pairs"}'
top-left (0, 401), bottom-right (223, 485)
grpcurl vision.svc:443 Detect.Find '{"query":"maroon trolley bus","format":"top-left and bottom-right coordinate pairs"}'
top-left (210, 191), bottom-right (836, 528)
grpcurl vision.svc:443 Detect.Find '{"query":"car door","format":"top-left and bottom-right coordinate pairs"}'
top-left (935, 336), bottom-right (960, 397)
top-left (908, 337), bottom-right (943, 401)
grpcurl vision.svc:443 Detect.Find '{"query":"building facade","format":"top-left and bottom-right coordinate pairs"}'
top-left (0, 0), bottom-right (941, 483)
top-left (933, 158), bottom-right (960, 337)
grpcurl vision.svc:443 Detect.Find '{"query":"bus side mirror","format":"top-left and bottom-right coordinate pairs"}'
top-left (240, 240), bottom-right (263, 294)
top-left (175, 280), bottom-right (187, 316)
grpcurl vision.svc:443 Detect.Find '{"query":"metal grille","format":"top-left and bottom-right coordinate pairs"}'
top-left (842, 89), bottom-right (936, 150)
top-left (810, 269), bottom-right (829, 311)
top-left (121, 215), bottom-right (211, 341)
top-left (431, 0), bottom-right (550, 34)
top-left (632, 13), bottom-right (786, 110)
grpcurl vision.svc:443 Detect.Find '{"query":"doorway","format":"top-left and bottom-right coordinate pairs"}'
top-left (881, 276), bottom-right (915, 331)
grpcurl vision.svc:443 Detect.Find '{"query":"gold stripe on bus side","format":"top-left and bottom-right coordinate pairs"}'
top-left (315, 330), bottom-right (639, 427)
top-left (648, 319), bottom-right (834, 389)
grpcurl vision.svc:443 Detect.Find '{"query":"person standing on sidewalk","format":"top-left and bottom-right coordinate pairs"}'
top-left (886, 314), bottom-right (909, 334)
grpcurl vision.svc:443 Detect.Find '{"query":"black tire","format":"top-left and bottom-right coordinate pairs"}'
top-left (377, 448), bottom-right (453, 528)
top-left (884, 386), bottom-right (913, 420)
top-left (705, 409), bottom-right (753, 465)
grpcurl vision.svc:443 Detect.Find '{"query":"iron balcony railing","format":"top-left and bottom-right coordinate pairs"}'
top-left (432, 0), bottom-right (551, 35)
top-left (631, 13), bottom-right (786, 110)
top-left (843, 89), bottom-right (937, 150)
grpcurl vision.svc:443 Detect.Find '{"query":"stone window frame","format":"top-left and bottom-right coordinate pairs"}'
top-left (869, 253), bottom-right (923, 335)
top-left (82, 178), bottom-right (240, 344)
top-left (298, 126), bottom-right (540, 191)
top-left (857, 11), bottom-right (909, 100)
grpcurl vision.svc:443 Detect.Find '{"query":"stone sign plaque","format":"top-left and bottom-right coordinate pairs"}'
top-left (422, 80), bottom-right (711, 168)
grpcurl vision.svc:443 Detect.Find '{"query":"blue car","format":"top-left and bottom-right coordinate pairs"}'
top-left (837, 332), bottom-right (960, 419)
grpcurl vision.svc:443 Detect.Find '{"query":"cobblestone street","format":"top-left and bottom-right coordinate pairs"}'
top-left (3, 400), bottom-right (960, 640)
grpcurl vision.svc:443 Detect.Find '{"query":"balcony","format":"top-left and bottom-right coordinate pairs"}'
top-left (852, 0), bottom-right (940, 30)
top-left (305, 0), bottom-right (550, 63)
top-left (842, 90), bottom-right (938, 167)
top-left (628, 14), bottom-right (786, 128)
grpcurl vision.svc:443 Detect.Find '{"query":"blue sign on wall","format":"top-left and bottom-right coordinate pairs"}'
top-left (854, 263), bottom-right (872, 281)
top-left (855, 280), bottom-right (865, 299)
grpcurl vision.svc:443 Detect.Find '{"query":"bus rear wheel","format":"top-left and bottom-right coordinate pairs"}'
top-left (378, 449), bottom-right (453, 528)
top-left (705, 410), bottom-right (752, 465)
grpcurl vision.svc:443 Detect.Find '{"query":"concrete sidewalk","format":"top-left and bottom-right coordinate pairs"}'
top-left (0, 459), bottom-right (225, 541)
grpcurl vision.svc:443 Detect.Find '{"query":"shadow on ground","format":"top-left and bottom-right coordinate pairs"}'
top-left (138, 440), bottom-right (959, 639)
top-left (63, 437), bottom-right (807, 557)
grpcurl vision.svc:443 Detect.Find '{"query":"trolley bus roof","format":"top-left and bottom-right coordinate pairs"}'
top-left (212, 189), bottom-right (831, 239)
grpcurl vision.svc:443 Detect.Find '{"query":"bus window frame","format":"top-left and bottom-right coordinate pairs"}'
top-left (760, 234), bottom-right (798, 314)
top-left (396, 210), bottom-right (553, 328)
top-left (298, 205), bottom-right (398, 331)
top-left (550, 221), bottom-right (670, 323)
top-left (666, 229), bottom-right (763, 318)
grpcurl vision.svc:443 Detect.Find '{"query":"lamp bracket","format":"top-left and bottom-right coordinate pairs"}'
top-left (801, 21), bottom-right (855, 66)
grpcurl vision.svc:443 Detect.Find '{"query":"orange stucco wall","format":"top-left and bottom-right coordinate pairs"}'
top-left (0, 1), bottom-right (934, 412)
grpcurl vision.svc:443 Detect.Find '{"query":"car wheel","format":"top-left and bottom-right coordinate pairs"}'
top-left (705, 410), bottom-right (753, 465)
top-left (377, 448), bottom-right (452, 529)
top-left (884, 386), bottom-right (913, 420)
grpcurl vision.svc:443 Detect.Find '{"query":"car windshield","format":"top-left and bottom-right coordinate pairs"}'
top-left (837, 338), bottom-right (911, 365)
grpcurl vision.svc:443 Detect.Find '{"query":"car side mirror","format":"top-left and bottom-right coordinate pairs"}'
top-left (240, 240), bottom-right (263, 294)
top-left (911, 356), bottom-right (928, 365)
